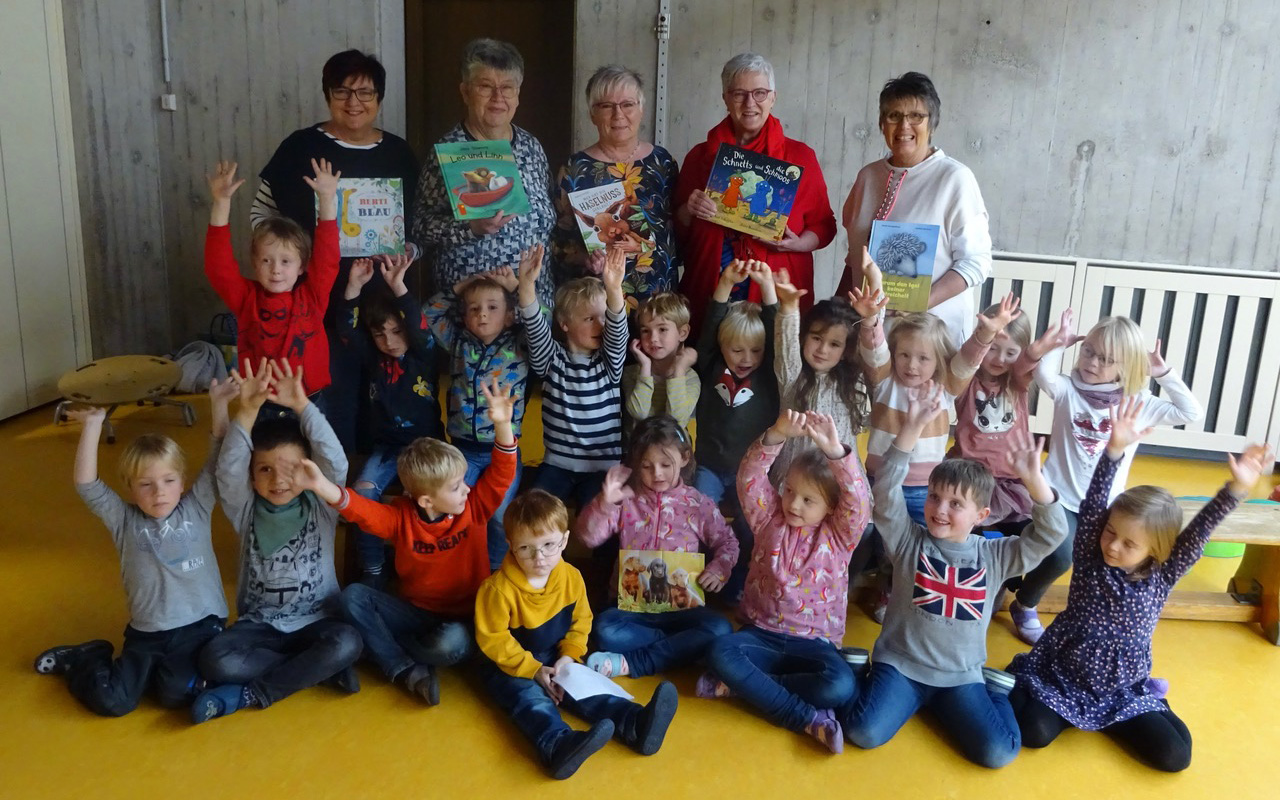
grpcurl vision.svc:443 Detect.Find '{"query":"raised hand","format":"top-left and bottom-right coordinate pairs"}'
top-left (804, 411), bottom-right (845, 458)
top-left (479, 379), bottom-right (515, 426)
top-left (1227, 442), bottom-right (1276, 497)
top-left (848, 284), bottom-right (889, 320)
top-left (269, 359), bottom-right (308, 413)
top-left (601, 463), bottom-right (635, 506)
top-left (975, 293), bottom-right (1022, 342)
top-left (769, 409), bottom-right (810, 441)
top-left (1027, 308), bottom-right (1081, 360)
top-left (377, 252), bottom-right (414, 296)
top-left (903, 381), bottom-right (946, 432)
top-left (1105, 395), bottom-right (1154, 456)
top-left (773, 268), bottom-right (808, 311)
top-left (345, 258), bottom-right (375, 298)
top-left (486, 265), bottom-right (520, 293)
top-left (1004, 426), bottom-right (1046, 484)
top-left (233, 357), bottom-right (274, 417)
top-left (586, 247), bottom-right (606, 276)
top-left (857, 245), bottom-right (884, 295)
top-left (629, 339), bottom-right (652, 375)
top-left (291, 458), bottom-right (335, 498)
top-left (516, 243), bottom-right (545, 307)
top-left (718, 258), bottom-right (750, 288)
top-left (1148, 339), bottom-right (1169, 378)
top-left (206, 161), bottom-right (246, 202)
top-left (209, 375), bottom-right (241, 405)
top-left (302, 157), bottom-right (341, 197)
top-left (65, 405), bottom-right (107, 425)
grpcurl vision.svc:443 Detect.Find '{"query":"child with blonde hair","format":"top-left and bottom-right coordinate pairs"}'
top-left (623, 292), bottom-right (700, 436)
top-left (1008, 397), bottom-right (1272, 771)
top-left (1007, 311), bottom-right (1203, 644)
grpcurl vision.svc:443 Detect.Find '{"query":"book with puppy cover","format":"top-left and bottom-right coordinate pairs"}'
top-left (868, 219), bottom-right (940, 313)
top-left (434, 139), bottom-right (531, 220)
top-left (703, 143), bottom-right (804, 241)
top-left (617, 550), bottom-right (706, 613)
top-left (317, 177), bottom-right (406, 257)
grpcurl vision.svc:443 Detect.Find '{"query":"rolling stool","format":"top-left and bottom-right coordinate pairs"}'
top-left (54, 355), bottom-right (195, 443)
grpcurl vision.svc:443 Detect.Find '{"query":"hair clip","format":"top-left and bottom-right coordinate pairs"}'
top-left (674, 426), bottom-right (689, 445)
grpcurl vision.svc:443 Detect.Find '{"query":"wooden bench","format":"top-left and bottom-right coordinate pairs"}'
top-left (1025, 499), bottom-right (1280, 644)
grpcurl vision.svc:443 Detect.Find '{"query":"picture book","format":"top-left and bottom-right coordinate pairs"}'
top-left (703, 143), bottom-right (804, 241)
top-left (869, 219), bottom-right (940, 313)
top-left (434, 140), bottom-right (530, 221)
top-left (617, 550), bottom-right (706, 613)
top-left (319, 177), bottom-right (405, 258)
top-left (566, 181), bottom-right (629, 254)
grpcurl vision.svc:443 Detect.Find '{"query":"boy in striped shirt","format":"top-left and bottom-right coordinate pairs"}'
top-left (518, 245), bottom-right (628, 508)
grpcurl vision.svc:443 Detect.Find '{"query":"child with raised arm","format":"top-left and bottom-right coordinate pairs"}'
top-left (34, 382), bottom-right (237, 717)
top-left (1008, 397), bottom-right (1272, 772)
top-left (699, 409), bottom-right (871, 754)
top-left (475, 490), bottom-right (679, 779)
top-left (424, 260), bottom-right (529, 570)
top-left (837, 383), bottom-right (1068, 768)
top-left (574, 415), bottom-right (737, 678)
top-left (521, 244), bottom-right (629, 506)
top-left (194, 359), bottom-right (362, 722)
top-left (204, 159), bottom-right (342, 407)
top-left (295, 380), bottom-right (519, 706)
top-left (622, 292), bottom-right (700, 436)
top-left (333, 252), bottom-right (442, 587)
top-left (1006, 311), bottom-right (1204, 644)
top-left (692, 259), bottom-right (780, 600)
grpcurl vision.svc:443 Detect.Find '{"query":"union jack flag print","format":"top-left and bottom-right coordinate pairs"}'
top-left (912, 553), bottom-right (987, 621)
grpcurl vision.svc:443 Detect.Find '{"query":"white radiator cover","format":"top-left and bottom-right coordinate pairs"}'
top-left (980, 254), bottom-right (1280, 455)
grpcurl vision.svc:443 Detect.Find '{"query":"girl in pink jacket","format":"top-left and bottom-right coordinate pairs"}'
top-left (574, 415), bottom-right (738, 678)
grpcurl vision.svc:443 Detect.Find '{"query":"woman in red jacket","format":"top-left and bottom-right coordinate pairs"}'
top-left (674, 52), bottom-right (836, 335)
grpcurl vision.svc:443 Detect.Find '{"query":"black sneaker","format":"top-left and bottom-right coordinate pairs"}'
top-left (396, 664), bottom-right (439, 706)
top-left (34, 640), bottom-right (112, 675)
top-left (633, 680), bottom-right (679, 755)
top-left (549, 719), bottom-right (614, 779)
top-left (322, 665), bottom-right (361, 694)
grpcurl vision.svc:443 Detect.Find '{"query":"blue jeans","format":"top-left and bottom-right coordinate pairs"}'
top-left (706, 625), bottom-right (854, 732)
top-left (198, 618), bottom-right (363, 708)
top-left (838, 662), bottom-right (1020, 768)
top-left (456, 438), bottom-right (523, 572)
top-left (692, 466), bottom-right (754, 603)
top-left (337, 583), bottom-right (474, 679)
top-left (352, 445), bottom-right (403, 576)
top-left (901, 484), bottom-right (928, 526)
top-left (1013, 508), bottom-right (1079, 607)
top-left (529, 463), bottom-right (606, 509)
top-left (594, 607), bottom-right (732, 677)
top-left (479, 662), bottom-right (645, 765)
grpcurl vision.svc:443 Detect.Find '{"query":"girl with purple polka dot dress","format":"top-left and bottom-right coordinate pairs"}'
top-left (1007, 396), bottom-right (1273, 772)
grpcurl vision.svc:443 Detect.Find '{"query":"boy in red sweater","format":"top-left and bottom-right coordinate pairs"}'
top-left (295, 379), bottom-right (518, 705)
top-left (204, 159), bottom-right (341, 405)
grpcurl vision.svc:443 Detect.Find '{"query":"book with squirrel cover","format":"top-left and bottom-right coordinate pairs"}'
top-left (434, 140), bottom-right (530, 221)
top-left (703, 143), bottom-right (804, 241)
top-left (617, 550), bottom-right (707, 613)
top-left (868, 219), bottom-right (940, 313)
top-left (566, 181), bottom-right (656, 259)
top-left (318, 177), bottom-right (405, 257)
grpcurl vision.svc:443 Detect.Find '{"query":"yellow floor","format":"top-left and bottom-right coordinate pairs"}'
top-left (2, 397), bottom-right (1277, 800)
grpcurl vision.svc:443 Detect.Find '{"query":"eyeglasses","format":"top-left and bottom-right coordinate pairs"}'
top-left (883, 111), bottom-right (929, 125)
top-left (592, 100), bottom-right (640, 115)
top-left (1079, 342), bottom-right (1117, 367)
top-left (513, 534), bottom-right (567, 560)
top-left (726, 88), bottom-right (773, 105)
top-left (331, 87), bottom-right (378, 102)
top-left (472, 82), bottom-right (519, 99)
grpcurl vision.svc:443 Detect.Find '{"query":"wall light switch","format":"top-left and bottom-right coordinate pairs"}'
top-left (160, 93), bottom-right (178, 111)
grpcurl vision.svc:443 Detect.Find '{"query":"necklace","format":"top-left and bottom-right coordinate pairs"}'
top-left (874, 168), bottom-right (906, 220)
top-left (598, 139), bottom-right (641, 164)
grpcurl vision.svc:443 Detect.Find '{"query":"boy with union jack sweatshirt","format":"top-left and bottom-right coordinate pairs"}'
top-left (837, 382), bottom-right (1067, 769)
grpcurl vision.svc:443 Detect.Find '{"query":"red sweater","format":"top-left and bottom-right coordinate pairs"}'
top-left (204, 221), bottom-right (340, 394)
top-left (334, 441), bottom-right (518, 617)
top-left (674, 115), bottom-right (836, 335)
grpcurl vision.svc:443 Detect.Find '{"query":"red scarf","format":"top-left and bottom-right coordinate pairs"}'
top-left (704, 113), bottom-right (788, 160)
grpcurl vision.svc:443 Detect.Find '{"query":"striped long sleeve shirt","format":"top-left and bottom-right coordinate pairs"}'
top-left (520, 302), bottom-right (628, 472)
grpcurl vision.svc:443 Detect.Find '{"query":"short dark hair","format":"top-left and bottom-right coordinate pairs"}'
top-left (929, 458), bottom-right (994, 509)
top-left (322, 49), bottom-right (387, 102)
top-left (359, 284), bottom-right (403, 333)
top-left (879, 71), bottom-right (941, 131)
top-left (251, 416), bottom-right (311, 459)
top-left (251, 216), bottom-right (312, 269)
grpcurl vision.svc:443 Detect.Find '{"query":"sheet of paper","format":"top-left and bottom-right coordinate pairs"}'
top-left (552, 662), bottom-right (634, 701)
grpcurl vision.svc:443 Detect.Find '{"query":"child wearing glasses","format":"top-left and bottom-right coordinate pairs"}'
top-left (1005, 312), bottom-right (1202, 644)
top-left (293, 380), bottom-right (520, 706)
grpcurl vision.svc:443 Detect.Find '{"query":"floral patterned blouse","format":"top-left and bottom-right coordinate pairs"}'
top-left (550, 146), bottom-right (682, 310)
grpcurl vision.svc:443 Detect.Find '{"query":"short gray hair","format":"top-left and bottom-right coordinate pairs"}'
top-left (460, 38), bottom-right (524, 84)
top-left (721, 52), bottom-right (775, 93)
top-left (586, 64), bottom-right (645, 109)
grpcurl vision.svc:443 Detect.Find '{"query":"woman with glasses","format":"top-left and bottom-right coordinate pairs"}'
top-left (254, 48), bottom-right (423, 449)
top-left (413, 38), bottom-right (556, 308)
top-left (549, 65), bottom-right (681, 309)
top-left (836, 71), bottom-right (993, 347)
top-left (673, 52), bottom-right (837, 335)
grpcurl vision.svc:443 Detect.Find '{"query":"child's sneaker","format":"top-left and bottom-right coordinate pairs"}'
top-left (632, 681), bottom-right (678, 755)
top-left (1009, 600), bottom-right (1044, 645)
top-left (839, 646), bottom-right (870, 671)
top-left (395, 664), bottom-right (439, 706)
top-left (694, 672), bottom-right (734, 699)
top-left (191, 684), bottom-right (251, 724)
top-left (1144, 676), bottom-right (1170, 699)
top-left (322, 665), bottom-right (362, 695)
top-left (34, 640), bottom-right (113, 675)
top-left (549, 719), bottom-right (614, 780)
top-left (982, 667), bottom-right (1017, 695)
top-left (804, 709), bottom-right (845, 754)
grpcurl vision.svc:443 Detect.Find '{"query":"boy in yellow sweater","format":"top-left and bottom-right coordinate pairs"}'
top-left (474, 490), bottom-right (678, 779)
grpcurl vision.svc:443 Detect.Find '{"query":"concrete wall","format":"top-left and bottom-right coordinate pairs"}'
top-left (574, 0), bottom-right (1280, 297)
top-left (63, 0), bottom-right (404, 357)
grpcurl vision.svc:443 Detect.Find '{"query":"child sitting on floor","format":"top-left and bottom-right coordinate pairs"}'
top-left (474, 490), bottom-right (679, 779)
top-left (35, 381), bottom-right (237, 717)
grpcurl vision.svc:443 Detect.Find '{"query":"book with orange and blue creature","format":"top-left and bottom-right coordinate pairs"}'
top-left (434, 140), bottom-right (531, 221)
top-left (703, 143), bottom-right (804, 241)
